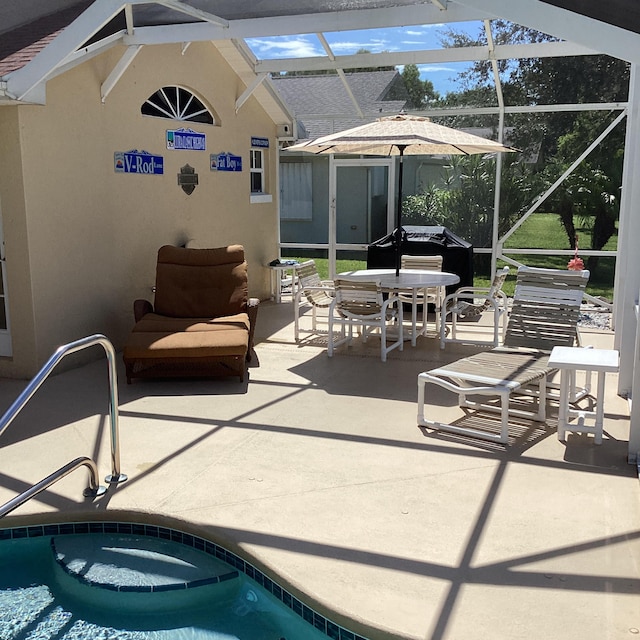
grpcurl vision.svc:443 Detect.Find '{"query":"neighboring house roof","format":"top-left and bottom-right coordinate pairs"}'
top-left (271, 70), bottom-right (408, 139)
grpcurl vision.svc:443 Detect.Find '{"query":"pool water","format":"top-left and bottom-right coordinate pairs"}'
top-left (0, 524), bottom-right (356, 640)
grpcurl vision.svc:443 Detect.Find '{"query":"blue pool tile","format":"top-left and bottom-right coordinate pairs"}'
top-left (144, 525), bottom-right (159, 537)
top-left (153, 583), bottom-right (185, 592)
top-left (327, 621), bottom-right (341, 639)
top-left (88, 522), bottom-right (104, 533)
top-left (182, 533), bottom-right (194, 547)
top-left (158, 527), bottom-right (172, 540)
top-left (340, 630), bottom-right (355, 640)
top-left (303, 605), bottom-right (314, 624)
top-left (27, 525), bottom-right (44, 537)
top-left (0, 529), bottom-right (12, 540)
top-left (188, 577), bottom-right (218, 588)
top-left (43, 524), bottom-right (59, 536)
top-left (117, 523), bottom-right (133, 534)
top-left (131, 524), bottom-right (146, 536)
top-left (73, 523), bottom-right (89, 534)
top-left (12, 527), bottom-right (28, 538)
top-left (104, 522), bottom-right (119, 533)
top-left (218, 571), bottom-right (239, 582)
top-left (313, 612), bottom-right (327, 632)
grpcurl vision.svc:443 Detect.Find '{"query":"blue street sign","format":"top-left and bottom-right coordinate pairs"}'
top-left (166, 128), bottom-right (206, 150)
top-left (114, 150), bottom-right (164, 175)
top-left (210, 152), bottom-right (242, 172)
top-left (250, 136), bottom-right (269, 148)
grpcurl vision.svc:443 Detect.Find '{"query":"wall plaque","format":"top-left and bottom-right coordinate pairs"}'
top-left (178, 164), bottom-right (198, 195)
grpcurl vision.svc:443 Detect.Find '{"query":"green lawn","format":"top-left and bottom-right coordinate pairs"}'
top-left (285, 212), bottom-right (617, 301)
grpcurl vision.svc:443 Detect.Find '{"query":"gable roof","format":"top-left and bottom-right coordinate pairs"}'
top-left (271, 70), bottom-right (408, 138)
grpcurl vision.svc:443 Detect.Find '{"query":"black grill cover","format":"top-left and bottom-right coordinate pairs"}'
top-left (367, 226), bottom-right (473, 290)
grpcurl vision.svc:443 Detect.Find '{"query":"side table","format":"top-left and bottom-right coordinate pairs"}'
top-left (266, 262), bottom-right (299, 303)
top-left (548, 346), bottom-right (619, 445)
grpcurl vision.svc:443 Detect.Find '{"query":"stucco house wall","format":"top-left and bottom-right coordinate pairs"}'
top-left (0, 41), bottom-right (278, 378)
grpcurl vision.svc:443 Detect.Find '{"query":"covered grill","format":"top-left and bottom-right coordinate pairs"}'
top-left (367, 226), bottom-right (473, 291)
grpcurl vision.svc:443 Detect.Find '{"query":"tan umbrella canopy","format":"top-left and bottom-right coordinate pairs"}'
top-left (287, 113), bottom-right (517, 156)
top-left (288, 113), bottom-right (517, 274)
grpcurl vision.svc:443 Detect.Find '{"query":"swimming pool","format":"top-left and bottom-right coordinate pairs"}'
top-left (0, 521), bottom-right (368, 640)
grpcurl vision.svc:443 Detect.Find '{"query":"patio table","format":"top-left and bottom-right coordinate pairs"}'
top-left (337, 268), bottom-right (460, 346)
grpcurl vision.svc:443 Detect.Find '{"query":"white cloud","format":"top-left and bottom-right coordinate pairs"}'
top-left (246, 37), bottom-right (322, 58)
top-left (418, 64), bottom-right (457, 73)
top-left (329, 38), bottom-right (390, 53)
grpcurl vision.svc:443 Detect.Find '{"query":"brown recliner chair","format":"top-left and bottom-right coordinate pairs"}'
top-left (123, 245), bottom-right (259, 383)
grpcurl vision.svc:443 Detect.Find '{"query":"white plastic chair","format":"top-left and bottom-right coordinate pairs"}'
top-left (397, 255), bottom-right (444, 341)
top-left (293, 260), bottom-right (334, 342)
top-left (440, 266), bottom-right (510, 349)
top-left (328, 278), bottom-right (403, 362)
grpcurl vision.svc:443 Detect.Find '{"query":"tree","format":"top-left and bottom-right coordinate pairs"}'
top-left (401, 63), bottom-right (440, 109)
top-left (440, 21), bottom-right (628, 259)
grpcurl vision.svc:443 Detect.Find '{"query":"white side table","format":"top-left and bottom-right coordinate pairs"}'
top-left (548, 346), bottom-right (619, 445)
top-left (266, 262), bottom-right (299, 303)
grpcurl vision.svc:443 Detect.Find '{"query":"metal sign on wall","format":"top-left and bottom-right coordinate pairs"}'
top-left (166, 128), bottom-right (206, 151)
top-left (250, 136), bottom-right (269, 148)
top-left (114, 150), bottom-right (164, 174)
top-left (210, 152), bottom-right (242, 172)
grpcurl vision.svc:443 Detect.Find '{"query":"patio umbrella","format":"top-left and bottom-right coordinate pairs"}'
top-left (287, 113), bottom-right (517, 275)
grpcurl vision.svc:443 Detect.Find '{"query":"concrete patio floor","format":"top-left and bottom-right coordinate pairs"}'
top-left (0, 299), bottom-right (639, 639)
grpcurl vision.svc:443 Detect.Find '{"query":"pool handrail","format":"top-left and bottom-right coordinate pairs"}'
top-left (0, 334), bottom-right (128, 487)
top-left (0, 456), bottom-right (107, 518)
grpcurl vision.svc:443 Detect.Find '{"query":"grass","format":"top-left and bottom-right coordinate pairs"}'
top-left (284, 213), bottom-right (617, 301)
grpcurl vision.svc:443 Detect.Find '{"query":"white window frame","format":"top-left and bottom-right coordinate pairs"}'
top-left (250, 147), bottom-right (272, 204)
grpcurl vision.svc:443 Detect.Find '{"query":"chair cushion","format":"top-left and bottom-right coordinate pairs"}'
top-left (123, 329), bottom-right (249, 359)
top-left (132, 312), bottom-right (250, 333)
top-left (154, 245), bottom-right (248, 318)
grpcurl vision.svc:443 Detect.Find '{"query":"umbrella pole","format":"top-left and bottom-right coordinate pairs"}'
top-left (395, 145), bottom-right (406, 277)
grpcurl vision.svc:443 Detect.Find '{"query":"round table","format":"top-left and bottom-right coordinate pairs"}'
top-left (337, 269), bottom-right (460, 345)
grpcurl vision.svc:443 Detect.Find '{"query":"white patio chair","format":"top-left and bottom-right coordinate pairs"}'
top-left (398, 254), bottom-right (444, 340)
top-left (293, 260), bottom-right (334, 342)
top-left (440, 266), bottom-right (510, 349)
top-left (328, 278), bottom-right (403, 362)
top-left (418, 266), bottom-right (590, 444)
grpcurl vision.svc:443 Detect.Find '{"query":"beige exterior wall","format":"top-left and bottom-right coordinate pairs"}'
top-left (0, 41), bottom-right (279, 378)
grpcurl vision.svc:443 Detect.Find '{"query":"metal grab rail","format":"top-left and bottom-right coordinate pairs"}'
top-left (0, 334), bottom-right (127, 494)
top-left (0, 456), bottom-right (107, 518)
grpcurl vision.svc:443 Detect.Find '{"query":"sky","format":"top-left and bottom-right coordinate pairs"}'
top-left (246, 22), bottom-right (482, 97)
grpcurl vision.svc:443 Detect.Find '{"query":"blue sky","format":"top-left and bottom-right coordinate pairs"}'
top-left (246, 22), bottom-right (481, 96)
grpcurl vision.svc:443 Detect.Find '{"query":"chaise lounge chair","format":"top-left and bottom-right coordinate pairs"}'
top-left (418, 266), bottom-right (589, 444)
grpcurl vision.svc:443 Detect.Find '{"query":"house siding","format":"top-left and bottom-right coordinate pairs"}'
top-left (0, 41), bottom-right (278, 377)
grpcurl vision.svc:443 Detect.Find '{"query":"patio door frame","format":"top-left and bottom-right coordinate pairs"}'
top-left (0, 200), bottom-right (11, 357)
top-left (328, 156), bottom-right (395, 277)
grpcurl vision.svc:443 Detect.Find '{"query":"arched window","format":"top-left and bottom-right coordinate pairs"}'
top-left (141, 86), bottom-right (214, 125)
